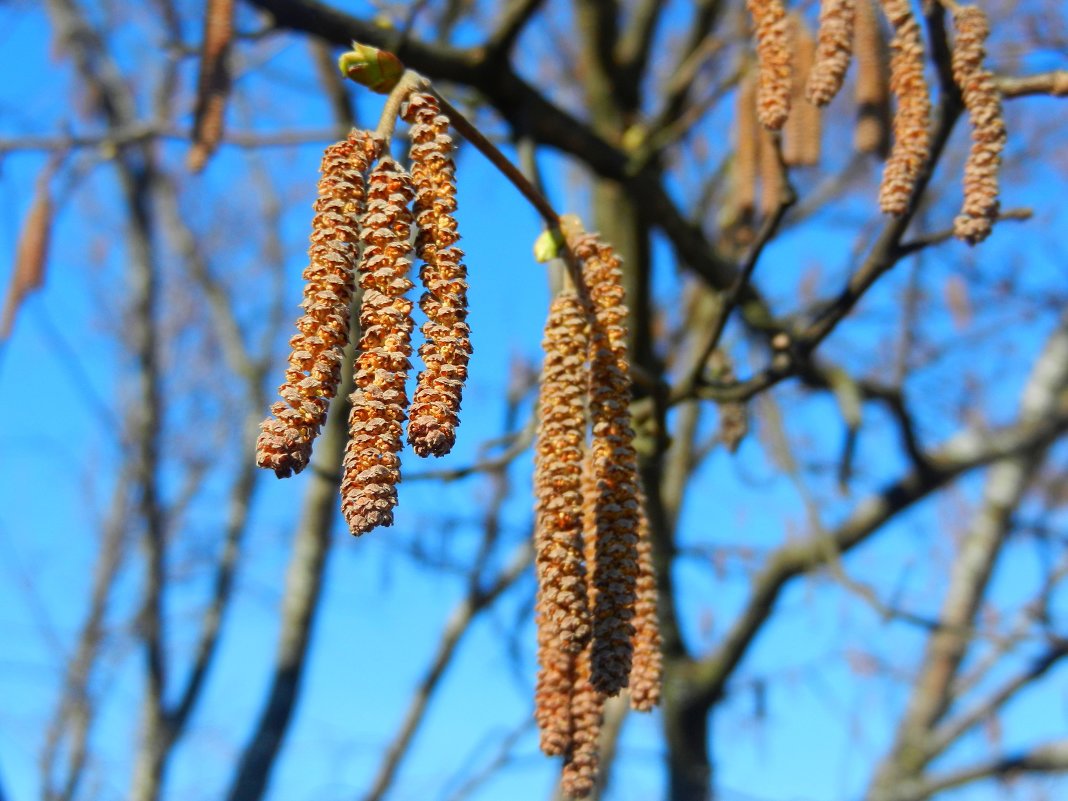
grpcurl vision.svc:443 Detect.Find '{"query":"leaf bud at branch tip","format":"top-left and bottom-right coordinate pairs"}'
top-left (338, 42), bottom-right (404, 94)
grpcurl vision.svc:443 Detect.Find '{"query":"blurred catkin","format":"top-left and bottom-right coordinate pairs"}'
top-left (877, 0), bottom-right (931, 215)
top-left (855, 0), bottom-right (891, 155)
top-left (747, 0), bottom-right (793, 130)
top-left (188, 0), bottom-right (234, 172)
top-left (534, 292), bottom-right (592, 655)
top-left (256, 131), bottom-right (379, 478)
top-left (1, 168), bottom-right (53, 340)
top-left (807, 0), bottom-right (855, 107)
top-left (563, 219), bottom-right (641, 697)
top-left (734, 72), bottom-right (760, 224)
top-left (783, 15), bottom-right (822, 167)
top-left (628, 495), bottom-right (661, 712)
top-left (340, 158), bottom-right (417, 536)
top-left (759, 126), bottom-right (786, 216)
top-left (401, 92), bottom-right (472, 455)
top-left (951, 6), bottom-right (1005, 245)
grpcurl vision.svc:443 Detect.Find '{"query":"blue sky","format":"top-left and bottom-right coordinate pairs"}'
top-left (1, 2), bottom-right (1067, 801)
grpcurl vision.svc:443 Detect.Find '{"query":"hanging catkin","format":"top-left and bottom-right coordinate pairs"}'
top-left (877, 0), bottom-right (931, 215)
top-left (188, 0), bottom-right (234, 172)
top-left (807, 0), bottom-right (856, 107)
top-left (340, 158), bottom-right (416, 536)
top-left (783, 15), bottom-right (822, 167)
top-left (561, 635), bottom-right (604, 799)
top-left (747, 0), bottom-right (793, 130)
top-left (759, 126), bottom-right (786, 216)
top-left (534, 291), bottom-right (592, 655)
top-left (562, 218), bottom-right (641, 697)
top-left (535, 594), bottom-right (578, 757)
top-left (854, 0), bottom-right (891, 155)
top-left (256, 130), bottom-right (379, 478)
top-left (628, 494), bottom-right (661, 712)
top-left (951, 6), bottom-right (1005, 245)
top-left (401, 91), bottom-right (472, 455)
top-left (734, 72), bottom-right (760, 223)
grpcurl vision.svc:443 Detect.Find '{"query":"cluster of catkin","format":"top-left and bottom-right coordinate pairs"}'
top-left (743, 0), bottom-right (1005, 241)
top-left (534, 220), bottom-right (661, 798)
top-left (254, 91), bottom-right (471, 536)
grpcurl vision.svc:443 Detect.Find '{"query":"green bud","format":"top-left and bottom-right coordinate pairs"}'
top-left (338, 42), bottom-right (404, 94)
top-left (533, 228), bottom-right (564, 263)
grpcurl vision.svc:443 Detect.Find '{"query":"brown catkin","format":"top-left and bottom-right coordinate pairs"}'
top-left (560, 643), bottom-right (604, 799)
top-left (854, 0), bottom-right (891, 155)
top-left (535, 594), bottom-right (578, 757)
top-left (562, 219), bottom-right (641, 697)
top-left (783, 15), bottom-right (823, 167)
top-left (401, 92), bottom-right (472, 456)
top-left (734, 72), bottom-right (760, 222)
top-left (340, 158), bottom-right (417, 536)
top-left (256, 131), bottom-right (379, 478)
top-left (628, 494), bottom-right (661, 712)
top-left (1, 169), bottom-right (53, 340)
top-left (807, 0), bottom-right (856, 106)
top-left (759, 126), bottom-right (786, 216)
top-left (188, 0), bottom-right (234, 172)
top-left (747, 0), bottom-right (793, 130)
top-left (951, 6), bottom-right (1005, 245)
top-left (877, 0), bottom-right (932, 215)
top-left (534, 292), bottom-right (593, 654)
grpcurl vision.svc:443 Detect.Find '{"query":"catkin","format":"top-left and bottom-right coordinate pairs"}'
top-left (628, 495), bottom-right (661, 712)
top-left (854, 0), bottom-right (891, 155)
top-left (340, 158), bottom-right (416, 536)
top-left (783, 15), bottom-right (823, 167)
top-left (534, 292), bottom-right (592, 654)
top-left (747, 0), bottom-right (793, 130)
top-left (561, 643), bottom-right (604, 799)
top-left (807, 0), bottom-right (856, 107)
top-left (951, 6), bottom-right (1005, 245)
top-left (877, 0), bottom-right (931, 215)
top-left (563, 219), bottom-right (641, 697)
top-left (256, 131), bottom-right (379, 478)
top-left (759, 126), bottom-right (786, 216)
top-left (188, 0), bottom-right (234, 172)
top-left (536, 594), bottom-right (578, 757)
top-left (402, 92), bottom-right (472, 455)
top-left (735, 72), bottom-right (760, 222)
top-left (1, 169), bottom-right (52, 339)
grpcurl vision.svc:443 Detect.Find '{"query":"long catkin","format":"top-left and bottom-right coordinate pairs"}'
top-left (951, 6), bottom-right (1006, 245)
top-left (747, 0), bottom-right (793, 131)
top-left (402, 91), bottom-right (472, 455)
top-left (807, 0), bottom-right (856, 107)
top-left (783, 15), bottom-right (822, 167)
top-left (188, 0), bottom-right (234, 172)
top-left (854, 0), bottom-right (891, 155)
top-left (734, 72), bottom-right (760, 222)
top-left (256, 131), bottom-right (379, 478)
top-left (563, 219), bottom-right (641, 698)
top-left (534, 292), bottom-right (592, 656)
top-left (877, 0), bottom-right (931, 215)
top-left (628, 494), bottom-right (661, 712)
top-left (340, 158), bottom-right (416, 536)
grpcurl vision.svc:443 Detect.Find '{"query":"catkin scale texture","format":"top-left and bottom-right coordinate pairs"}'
top-left (564, 221), bottom-right (641, 698)
top-left (628, 496), bottom-right (661, 712)
top-left (877, 0), bottom-right (932, 215)
top-left (402, 92), bottom-right (472, 457)
top-left (807, 0), bottom-right (856, 107)
top-left (747, 0), bottom-right (793, 131)
top-left (951, 6), bottom-right (1005, 245)
top-left (256, 131), bottom-right (378, 478)
top-left (340, 159), bottom-right (417, 537)
top-left (534, 293), bottom-right (593, 655)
